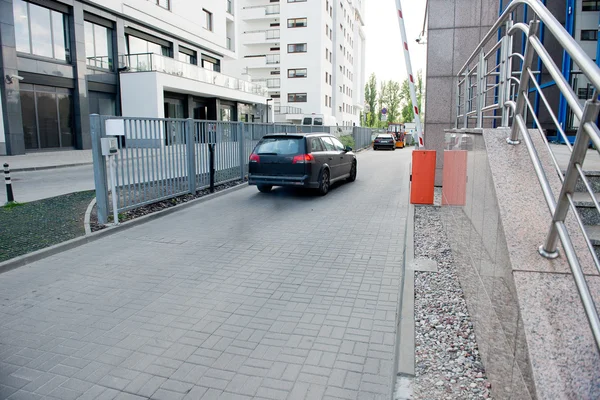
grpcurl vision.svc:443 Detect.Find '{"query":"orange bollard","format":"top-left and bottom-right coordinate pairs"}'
top-left (410, 150), bottom-right (436, 205)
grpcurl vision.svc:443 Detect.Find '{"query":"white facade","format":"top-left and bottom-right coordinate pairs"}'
top-left (229, 0), bottom-right (366, 126)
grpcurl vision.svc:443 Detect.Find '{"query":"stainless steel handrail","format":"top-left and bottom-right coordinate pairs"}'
top-left (455, 0), bottom-right (600, 351)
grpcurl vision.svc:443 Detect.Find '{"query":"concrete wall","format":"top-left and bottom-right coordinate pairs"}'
top-left (441, 129), bottom-right (600, 399)
top-left (424, 0), bottom-right (499, 185)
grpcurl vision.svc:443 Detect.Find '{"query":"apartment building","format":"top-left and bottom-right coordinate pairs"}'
top-left (0, 0), bottom-right (269, 155)
top-left (229, 0), bottom-right (366, 126)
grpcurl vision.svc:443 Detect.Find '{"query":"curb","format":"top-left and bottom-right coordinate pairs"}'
top-left (393, 162), bottom-right (416, 398)
top-left (0, 183), bottom-right (249, 275)
top-left (84, 197), bottom-right (97, 235)
top-left (9, 162), bottom-right (93, 173)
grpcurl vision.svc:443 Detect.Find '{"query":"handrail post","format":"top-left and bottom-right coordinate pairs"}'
top-left (185, 118), bottom-right (196, 194)
top-left (508, 20), bottom-right (539, 144)
top-left (463, 69), bottom-right (469, 128)
top-left (476, 50), bottom-right (485, 128)
top-left (498, 34), bottom-right (507, 127)
top-left (540, 96), bottom-right (600, 258)
top-left (455, 76), bottom-right (460, 129)
top-left (502, 20), bottom-right (514, 127)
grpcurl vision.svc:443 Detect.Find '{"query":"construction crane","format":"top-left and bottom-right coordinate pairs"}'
top-left (394, 0), bottom-right (424, 148)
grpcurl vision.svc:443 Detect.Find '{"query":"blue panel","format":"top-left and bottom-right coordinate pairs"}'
top-left (556, 0), bottom-right (575, 143)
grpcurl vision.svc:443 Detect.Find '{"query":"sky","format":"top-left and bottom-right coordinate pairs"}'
top-left (364, 0), bottom-right (427, 85)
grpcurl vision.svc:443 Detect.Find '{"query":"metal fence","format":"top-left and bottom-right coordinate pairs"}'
top-left (91, 115), bottom-right (374, 224)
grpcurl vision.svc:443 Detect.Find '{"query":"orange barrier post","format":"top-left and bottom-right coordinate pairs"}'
top-left (410, 150), bottom-right (436, 205)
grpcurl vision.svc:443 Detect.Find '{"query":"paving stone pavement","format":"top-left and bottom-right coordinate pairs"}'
top-left (0, 149), bottom-right (412, 400)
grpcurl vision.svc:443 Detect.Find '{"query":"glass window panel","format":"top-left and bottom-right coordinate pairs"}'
top-left (51, 11), bottom-right (66, 60)
top-left (13, 0), bottom-right (30, 53)
top-left (57, 93), bottom-right (74, 147)
top-left (98, 97), bottom-right (116, 115)
top-left (94, 25), bottom-right (109, 57)
top-left (85, 21), bottom-right (95, 60)
top-left (128, 35), bottom-right (148, 54)
top-left (20, 90), bottom-right (38, 149)
top-left (36, 91), bottom-right (60, 148)
top-left (29, 3), bottom-right (53, 58)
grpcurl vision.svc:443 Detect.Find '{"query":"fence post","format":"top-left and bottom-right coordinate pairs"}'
top-left (90, 114), bottom-right (109, 225)
top-left (239, 122), bottom-right (245, 181)
top-left (186, 118), bottom-right (196, 194)
top-left (209, 143), bottom-right (215, 193)
top-left (508, 20), bottom-right (538, 141)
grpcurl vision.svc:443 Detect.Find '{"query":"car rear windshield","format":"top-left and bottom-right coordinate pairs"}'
top-left (254, 137), bottom-right (304, 155)
top-left (377, 135), bottom-right (393, 139)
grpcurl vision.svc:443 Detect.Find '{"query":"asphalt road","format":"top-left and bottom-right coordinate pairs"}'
top-left (0, 147), bottom-right (412, 399)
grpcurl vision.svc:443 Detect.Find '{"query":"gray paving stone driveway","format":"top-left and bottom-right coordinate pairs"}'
top-left (0, 149), bottom-right (411, 400)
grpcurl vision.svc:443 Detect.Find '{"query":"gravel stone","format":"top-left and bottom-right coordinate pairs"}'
top-left (411, 189), bottom-right (493, 400)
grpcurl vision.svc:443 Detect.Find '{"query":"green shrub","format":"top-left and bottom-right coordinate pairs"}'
top-left (339, 135), bottom-right (355, 149)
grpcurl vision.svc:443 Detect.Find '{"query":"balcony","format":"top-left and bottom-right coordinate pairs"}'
top-left (243, 29), bottom-right (280, 45)
top-left (253, 78), bottom-right (281, 89)
top-left (244, 54), bottom-right (280, 69)
top-left (242, 4), bottom-right (280, 19)
top-left (120, 53), bottom-right (268, 96)
top-left (275, 106), bottom-right (303, 114)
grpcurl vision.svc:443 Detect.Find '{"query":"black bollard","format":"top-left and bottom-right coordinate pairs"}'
top-left (4, 163), bottom-right (14, 203)
top-left (209, 144), bottom-right (215, 193)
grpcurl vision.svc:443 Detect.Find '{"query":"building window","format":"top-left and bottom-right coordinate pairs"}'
top-left (127, 35), bottom-right (171, 58)
top-left (155, 0), bottom-right (170, 9)
top-left (20, 84), bottom-right (74, 150)
top-left (581, 30), bottom-right (598, 41)
top-left (85, 21), bottom-right (113, 70)
top-left (202, 54), bottom-right (220, 72)
top-left (288, 18), bottom-right (307, 28)
top-left (325, 72), bottom-right (328, 83)
top-left (179, 46), bottom-right (197, 65)
top-left (13, 0), bottom-right (70, 62)
top-left (288, 43), bottom-right (307, 53)
top-left (330, 6), bottom-right (333, 16)
top-left (326, 1), bottom-right (329, 11)
top-left (203, 9), bottom-right (213, 31)
top-left (582, 0), bottom-right (600, 11)
top-left (270, 70), bottom-right (281, 75)
top-left (329, 51), bottom-right (332, 62)
top-left (288, 68), bottom-right (307, 78)
top-left (288, 93), bottom-right (307, 102)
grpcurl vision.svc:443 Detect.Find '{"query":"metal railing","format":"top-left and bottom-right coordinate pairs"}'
top-left (87, 56), bottom-right (113, 70)
top-left (265, 4), bottom-right (280, 14)
top-left (274, 106), bottom-right (303, 114)
top-left (91, 115), bottom-right (375, 224)
top-left (455, 0), bottom-right (600, 350)
top-left (120, 53), bottom-right (268, 96)
top-left (254, 78), bottom-right (281, 88)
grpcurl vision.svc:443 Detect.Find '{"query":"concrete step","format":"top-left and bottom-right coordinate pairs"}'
top-left (573, 171), bottom-right (600, 193)
top-left (572, 192), bottom-right (600, 206)
top-left (573, 192), bottom-right (600, 226)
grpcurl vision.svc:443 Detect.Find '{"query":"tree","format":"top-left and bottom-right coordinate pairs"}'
top-left (377, 80), bottom-right (387, 126)
top-left (400, 70), bottom-right (424, 123)
top-left (386, 81), bottom-right (402, 124)
top-left (364, 73), bottom-right (377, 127)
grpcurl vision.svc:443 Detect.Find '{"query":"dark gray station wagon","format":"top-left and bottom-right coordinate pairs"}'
top-left (248, 133), bottom-right (357, 195)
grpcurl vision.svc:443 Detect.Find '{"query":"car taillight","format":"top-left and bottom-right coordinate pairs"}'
top-left (375, 139), bottom-right (381, 143)
top-left (249, 153), bottom-right (260, 163)
top-left (292, 154), bottom-right (315, 164)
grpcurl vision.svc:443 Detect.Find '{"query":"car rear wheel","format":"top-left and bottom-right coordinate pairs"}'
top-left (257, 185), bottom-right (272, 193)
top-left (392, 146), bottom-right (396, 151)
top-left (347, 161), bottom-right (357, 182)
top-left (318, 169), bottom-right (330, 196)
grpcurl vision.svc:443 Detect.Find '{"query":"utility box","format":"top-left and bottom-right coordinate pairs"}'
top-left (410, 150), bottom-right (436, 205)
top-left (101, 137), bottom-right (119, 156)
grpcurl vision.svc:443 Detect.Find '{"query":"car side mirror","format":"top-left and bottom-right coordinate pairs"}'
top-left (345, 146), bottom-right (352, 152)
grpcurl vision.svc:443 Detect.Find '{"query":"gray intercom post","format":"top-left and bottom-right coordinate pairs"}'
top-left (103, 120), bottom-right (125, 225)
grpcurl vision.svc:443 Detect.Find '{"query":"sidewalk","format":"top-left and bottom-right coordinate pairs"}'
top-left (0, 150), bottom-right (93, 172)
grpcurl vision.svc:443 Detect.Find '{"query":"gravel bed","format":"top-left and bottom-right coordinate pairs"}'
top-left (412, 196), bottom-right (493, 399)
top-left (91, 179), bottom-right (246, 231)
top-left (0, 191), bottom-right (95, 262)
